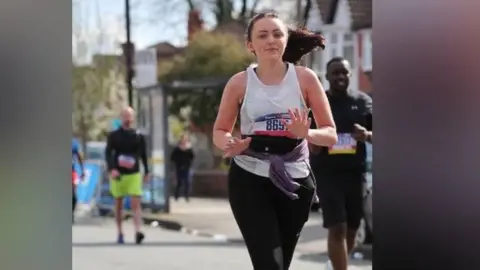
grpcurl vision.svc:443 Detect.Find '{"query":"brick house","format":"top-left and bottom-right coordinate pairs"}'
top-left (303, 0), bottom-right (372, 94)
top-left (147, 41), bottom-right (184, 63)
top-left (145, 11), bottom-right (196, 73)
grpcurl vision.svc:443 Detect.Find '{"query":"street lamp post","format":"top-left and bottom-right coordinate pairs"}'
top-left (124, 0), bottom-right (134, 107)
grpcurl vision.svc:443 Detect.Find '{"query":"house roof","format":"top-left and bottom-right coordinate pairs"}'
top-left (147, 41), bottom-right (176, 51)
top-left (309, 0), bottom-right (371, 31)
top-left (348, 0), bottom-right (372, 30)
top-left (147, 42), bottom-right (184, 57)
top-left (314, 0), bottom-right (334, 24)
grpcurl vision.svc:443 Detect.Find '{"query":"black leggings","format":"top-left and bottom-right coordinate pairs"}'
top-left (228, 161), bottom-right (315, 270)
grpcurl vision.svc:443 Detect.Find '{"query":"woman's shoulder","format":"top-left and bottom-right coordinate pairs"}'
top-left (294, 66), bottom-right (322, 96)
top-left (224, 71), bottom-right (248, 100)
top-left (227, 71), bottom-right (247, 88)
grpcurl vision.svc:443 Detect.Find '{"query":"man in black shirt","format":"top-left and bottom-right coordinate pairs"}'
top-left (105, 107), bottom-right (151, 244)
top-left (310, 57), bottom-right (372, 270)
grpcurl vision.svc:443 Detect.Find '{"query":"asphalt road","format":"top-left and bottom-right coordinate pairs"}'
top-left (73, 217), bottom-right (372, 270)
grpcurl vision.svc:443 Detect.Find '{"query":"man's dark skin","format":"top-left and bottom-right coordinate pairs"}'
top-left (326, 59), bottom-right (372, 270)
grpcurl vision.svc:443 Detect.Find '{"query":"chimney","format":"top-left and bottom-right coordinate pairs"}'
top-left (188, 10), bottom-right (203, 42)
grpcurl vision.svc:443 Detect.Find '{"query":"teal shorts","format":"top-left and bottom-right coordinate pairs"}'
top-left (109, 173), bottom-right (143, 198)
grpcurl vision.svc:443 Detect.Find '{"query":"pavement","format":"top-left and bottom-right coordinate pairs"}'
top-left (78, 197), bottom-right (371, 269)
top-left (73, 218), bottom-right (372, 269)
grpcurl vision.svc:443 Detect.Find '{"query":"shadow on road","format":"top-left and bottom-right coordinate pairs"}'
top-left (298, 222), bottom-right (328, 243)
top-left (72, 241), bottom-right (245, 248)
top-left (299, 251), bottom-right (372, 267)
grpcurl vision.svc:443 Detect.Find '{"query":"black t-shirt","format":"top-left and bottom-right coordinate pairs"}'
top-left (170, 146), bottom-right (194, 170)
top-left (105, 127), bottom-right (149, 175)
top-left (310, 89), bottom-right (372, 174)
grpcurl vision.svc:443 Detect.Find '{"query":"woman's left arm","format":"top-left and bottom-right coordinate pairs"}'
top-left (298, 67), bottom-right (337, 147)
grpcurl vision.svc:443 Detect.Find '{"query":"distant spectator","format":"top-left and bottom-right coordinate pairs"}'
top-left (171, 133), bottom-right (195, 202)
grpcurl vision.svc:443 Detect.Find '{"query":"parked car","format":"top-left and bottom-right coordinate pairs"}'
top-left (85, 141), bottom-right (106, 161)
top-left (356, 143), bottom-right (373, 245)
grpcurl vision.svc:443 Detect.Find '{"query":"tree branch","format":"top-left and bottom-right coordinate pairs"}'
top-left (249, 0), bottom-right (262, 18)
top-left (239, 0), bottom-right (247, 20)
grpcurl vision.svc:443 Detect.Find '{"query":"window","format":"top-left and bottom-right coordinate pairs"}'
top-left (311, 50), bottom-right (323, 74)
top-left (344, 33), bottom-right (354, 42)
top-left (329, 47), bottom-right (339, 58)
top-left (342, 31), bottom-right (355, 68)
top-left (343, 45), bottom-right (355, 67)
top-left (330, 32), bottom-right (338, 44)
top-left (321, 30), bottom-right (359, 90)
top-left (362, 32), bottom-right (372, 71)
top-left (324, 31), bottom-right (356, 64)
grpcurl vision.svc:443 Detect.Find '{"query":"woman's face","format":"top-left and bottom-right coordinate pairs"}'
top-left (247, 17), bottom-right (288, 62)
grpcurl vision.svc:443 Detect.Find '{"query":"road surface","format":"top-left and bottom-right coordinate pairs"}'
top-left (73, 217), bottom-right (372, 270)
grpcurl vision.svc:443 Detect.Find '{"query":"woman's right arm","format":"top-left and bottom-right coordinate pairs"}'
top-left (212, 72), bottom-right (245, 151)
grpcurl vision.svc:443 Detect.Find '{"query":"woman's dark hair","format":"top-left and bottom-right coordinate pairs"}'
top-left (245, 11), bottom-right (325, 64)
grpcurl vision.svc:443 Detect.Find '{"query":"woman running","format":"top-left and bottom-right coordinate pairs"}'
top-left (213, 11), bottom-right (337, 270)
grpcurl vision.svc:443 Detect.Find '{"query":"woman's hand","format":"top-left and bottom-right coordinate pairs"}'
top-left (282, 108), bottom-right (311, 139)
top-left (223, 137), bottom-right (252, 158)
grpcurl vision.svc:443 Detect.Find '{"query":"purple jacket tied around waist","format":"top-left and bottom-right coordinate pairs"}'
top-left (241, 139), bottom-right (319, 203)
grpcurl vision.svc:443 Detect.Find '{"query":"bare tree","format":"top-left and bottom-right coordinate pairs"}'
top-left (146, 0), bottom-right (297, 27)
top-left (72, 1), bottom-right (129, 145)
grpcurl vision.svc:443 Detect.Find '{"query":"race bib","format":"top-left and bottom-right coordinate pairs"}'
top-left (118, 155), bottom-right (136, 168)
top-left (328, 133), bottom-right (357, 154)
top-left (252, 113), bottom-right (290, 137)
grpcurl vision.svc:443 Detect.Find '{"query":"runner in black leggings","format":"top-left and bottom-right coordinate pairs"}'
top-left (213, 11), bottom-right (337, 269)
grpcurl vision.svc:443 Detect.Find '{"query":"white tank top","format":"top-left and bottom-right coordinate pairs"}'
top-left (233, 63), bottom-right (310, 178)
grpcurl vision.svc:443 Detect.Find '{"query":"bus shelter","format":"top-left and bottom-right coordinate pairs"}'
top-left (136, 77), bottom-right (227, 213)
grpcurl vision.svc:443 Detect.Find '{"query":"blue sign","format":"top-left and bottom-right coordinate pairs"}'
top-left (74, 162), bottom-right (101, 204)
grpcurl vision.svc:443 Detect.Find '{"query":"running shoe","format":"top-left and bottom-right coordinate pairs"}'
top-left (117, 233), bottom-right (125, 244)
top-left (135, 232), bottom-right (145, 244)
